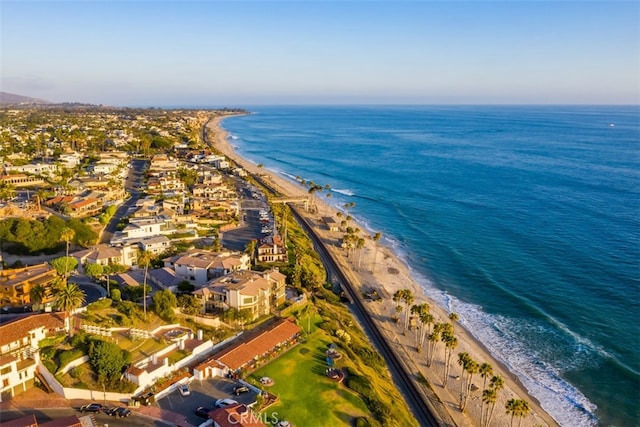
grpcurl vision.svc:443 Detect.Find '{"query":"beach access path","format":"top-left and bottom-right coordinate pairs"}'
top-left (206, 115), bottom-right (559, 427)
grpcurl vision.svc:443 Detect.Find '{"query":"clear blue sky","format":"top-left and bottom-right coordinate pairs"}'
top-left (1, 1), bottom-right (638, 106)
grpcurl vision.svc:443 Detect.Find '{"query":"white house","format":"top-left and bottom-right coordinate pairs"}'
top-left (0, 314), bottom-right (66, 402)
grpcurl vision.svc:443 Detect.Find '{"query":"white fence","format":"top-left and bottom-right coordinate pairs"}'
top-left (38, 363), bottom-right (132, 403)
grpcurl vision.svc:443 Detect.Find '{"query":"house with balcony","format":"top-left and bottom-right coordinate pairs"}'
top-left (256, 235), bottom-right (288, 264)
top-left (193, 268), bottom-right (286, 319)
top-left (0, 264), bottom-right (58, 310)
top-left (0, 313), bottom-right (66, 402)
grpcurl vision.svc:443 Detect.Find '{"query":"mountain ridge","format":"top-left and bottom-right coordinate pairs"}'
top-left (0, 91), bottom-right (51, 105)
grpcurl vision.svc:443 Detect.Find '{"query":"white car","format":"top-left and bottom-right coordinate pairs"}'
top-left (215, 398), bottom-right (238, 408)
top-left (178, 384), bottom-right (191, 396)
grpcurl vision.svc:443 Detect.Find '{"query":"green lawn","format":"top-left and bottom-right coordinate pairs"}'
top-left (249, 325), bottom-right (370, 427)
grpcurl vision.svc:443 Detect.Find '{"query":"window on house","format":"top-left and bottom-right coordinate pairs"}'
top-left (2, 379), bottom-right (9, 387)
top-left (0, 366), bottom-right (11, 375)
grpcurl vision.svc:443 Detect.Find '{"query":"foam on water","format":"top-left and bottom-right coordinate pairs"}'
top-left (333, 188), bottom-right (355, 196)
top-left (400, 259), bottom-right (600, 426)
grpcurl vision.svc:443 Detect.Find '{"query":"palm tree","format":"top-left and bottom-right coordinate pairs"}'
top-left (482, 387), bottom-right (497, 427)
top-left (457, 352), bottom-right (471, 395)
top-left (137, 250), bottom-right (153, 320)
top-left (392, 289), bottom-right (403, 322)
top-left (427, 323), bottom-right (443, 367)
top-left (448, 312), bottom-right (459, 331)
top-left (30, 284), bottom-right (47, 312)
top-left (479, 362), bottom-right (494, 391)
top-left (461, 358), bottom-right (479, 411)
top-left (402, 289), bottom-right (414, 334)
top-left (355, 237), bottom-right (365, 271)
top-left (411, 303), bottom-right (430, 351)
top-left (55, 282), bottom-right (85, 337)
top-left (490, 374), bottom-right (505, 392)
top-left (442, 331), bottom-right (458, 388)
top-left (505, 399), bottom-right (530, 427)
top-left (371, 232), bottom-right (382, 273)
top-left (60, 227), bottom-right (75, 282)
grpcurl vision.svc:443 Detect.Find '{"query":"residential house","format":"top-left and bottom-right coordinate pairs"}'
top-left (256, 235), bottom-right (288, 264)
top-left (163, 250), bottom-right (250, 286)
top-left (0, 264), bottom-right (58, 310)
top-left (68, 197), bottom-right (101, 218)
top-left (0, 174), bottom-right (46, 188)
top-left (0, 313), bottom-right (66, 402)
top-left (193, 269), bottom-right (286, 318)
top-left (72, 244), bottom-right (125, 270)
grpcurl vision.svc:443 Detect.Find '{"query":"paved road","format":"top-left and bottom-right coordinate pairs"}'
top-left (0, 408), bottom-right (164, 427)
top-left (100, 158), bottom-right (147, 244)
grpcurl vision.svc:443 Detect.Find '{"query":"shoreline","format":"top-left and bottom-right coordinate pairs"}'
top-left (207, 114), bottom-right (560, 427)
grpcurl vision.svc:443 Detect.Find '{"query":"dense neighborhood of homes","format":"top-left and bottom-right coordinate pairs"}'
top-left (0, 107), bottom-right (300, 426)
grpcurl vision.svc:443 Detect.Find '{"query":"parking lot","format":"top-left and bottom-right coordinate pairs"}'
top-left (155, 377), bottom-right (258, 426)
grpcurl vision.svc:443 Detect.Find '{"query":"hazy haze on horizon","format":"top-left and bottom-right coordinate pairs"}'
top-left (1, 0), bottom-right (638, 106)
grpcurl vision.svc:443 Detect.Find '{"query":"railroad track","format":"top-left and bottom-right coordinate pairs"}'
top-left (288, 205), bottom-right (445, 427)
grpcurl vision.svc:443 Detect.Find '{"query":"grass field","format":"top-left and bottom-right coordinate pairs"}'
top-left (249, 322), bottom-right (370, 427)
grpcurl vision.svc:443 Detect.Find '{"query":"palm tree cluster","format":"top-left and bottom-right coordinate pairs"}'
top-left (505, 398), bottom-right (531, 427)
top-left (388, 300), bottom-right (531, 425)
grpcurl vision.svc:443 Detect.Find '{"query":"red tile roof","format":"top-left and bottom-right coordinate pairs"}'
top-left (38, 415), bottom-right (82, 427)
top-left (215, 318), bottom-right (301, 371)
top-left (208, 404), bottom-right (266, 427)
top-left (0, 313), bottom-right (65, 348)
top-left (0, 414), bottom-right (38, 427)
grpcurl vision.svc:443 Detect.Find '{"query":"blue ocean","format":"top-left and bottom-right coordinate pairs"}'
top-left (220, 105), bottom-right (640, 426)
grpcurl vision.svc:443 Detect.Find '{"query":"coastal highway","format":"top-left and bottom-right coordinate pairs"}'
top-left (287, 204), bottom-right (446, 427)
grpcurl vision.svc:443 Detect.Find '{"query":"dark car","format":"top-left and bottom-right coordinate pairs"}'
top-left (233, 385), bottom-right (250, 395)
top-left (194, 406), bottom-right (212, 419)
top-left (80, 403), bottom-right (104, 413)
top-left (106, 407), bottom-right (132, 417)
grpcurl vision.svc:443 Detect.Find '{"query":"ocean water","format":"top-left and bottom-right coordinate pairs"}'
top-left (220, 105), bottom-right (640, 426)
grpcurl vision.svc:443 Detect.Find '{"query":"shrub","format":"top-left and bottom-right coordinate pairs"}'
top-left (353, 346), bottom-right (384, 370)
top-left (42, 359), bottom-right (58, 374)
top-left (347, 373), bottom-right (373, 398)
top-left (58, 349), bottom-right (84, 370)
top-left (87, 298), bottom-right (112, 311)
top-left (70, 366), bottom-right (82, 379)
top-left (38, 334), bottom-right (66, 348)
top-left (40, 346), bottom-right (57, 360)
top-left (355, 417), bottom-right (371, 427)
top-left (110, 288), bottom-right (121, 302)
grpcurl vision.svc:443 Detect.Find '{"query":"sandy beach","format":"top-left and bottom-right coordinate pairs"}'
top-left (207, 115), bottom-right (559, 427)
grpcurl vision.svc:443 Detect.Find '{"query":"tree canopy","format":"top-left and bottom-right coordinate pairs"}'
top-left (88, 339), bottom-right (131, 387)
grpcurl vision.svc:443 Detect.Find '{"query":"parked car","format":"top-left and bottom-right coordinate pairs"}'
top-left (215, 398), bottom-right (238, 408)
top-left (106, 407), bottom-right (131, 417)
top-left (194, 406), bottom-right (212, 419)
top-left (178, 384), bottom-right (191, 396)
top-left (233, 385), bottom-right (249, 395)
top-left (80, 403), bottom-right (104, 413)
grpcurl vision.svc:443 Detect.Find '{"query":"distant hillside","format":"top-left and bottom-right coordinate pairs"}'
top-left (0, 91), bottom-right (51, 105)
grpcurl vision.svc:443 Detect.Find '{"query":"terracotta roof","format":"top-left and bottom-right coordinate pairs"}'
top-left (0, 313), bottom-right (65, 348)
top-left (215, 318), bottom-right (301, 371)
top-left (38, 415), bottom-right (82, 427)
top-left (0, 414), bottom-right (38, 427)
top-left (208, 404), bottom-right (266, 427)
top-left (0, 354), bottom-right (17, 367)
top-left (69, 198), bottom-right (99, 209)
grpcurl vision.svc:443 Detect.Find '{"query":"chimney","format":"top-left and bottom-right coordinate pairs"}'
top-left (152, 354), bottom-right (158, 365)
top-left (197, 329), bottom-right (203, 341)
top-left (180, 339), bottom-right (185, 350)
